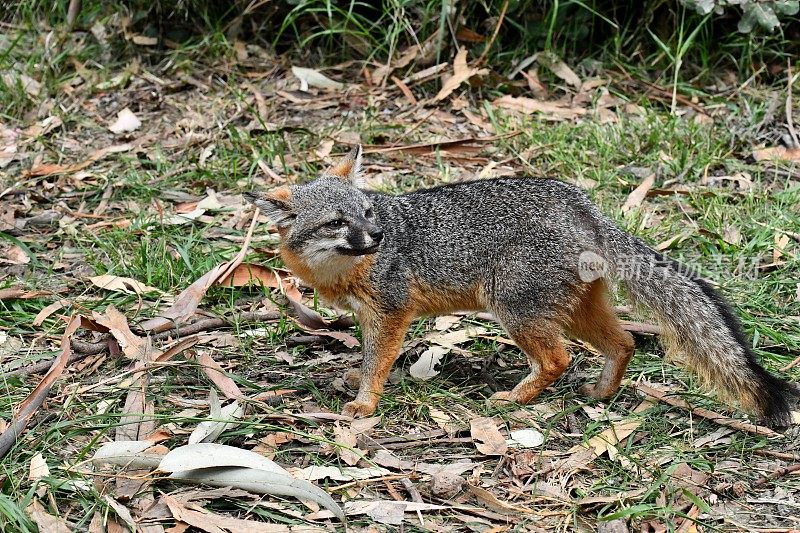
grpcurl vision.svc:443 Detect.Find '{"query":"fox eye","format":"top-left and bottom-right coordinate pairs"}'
top-left (326, 219), bottom-right (345, 228)
top-left (364, 208), bottom-right (374, 218)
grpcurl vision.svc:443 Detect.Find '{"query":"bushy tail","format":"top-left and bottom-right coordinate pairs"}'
top-left (601, 229), bottom-right (798, 427)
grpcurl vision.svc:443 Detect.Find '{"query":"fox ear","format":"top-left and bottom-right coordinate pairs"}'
top-left (243, 187), bottom-right (295, 227)
top-left (324, 144), bottom-right (364, 187)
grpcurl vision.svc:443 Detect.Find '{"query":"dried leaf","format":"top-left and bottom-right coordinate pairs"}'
top-left (333, 422), bottom-right (362, 466)
top-left (160, 443), bottom-right (345, 520)
top-left (295, 464), bottom-right (390, 482)
top-left (188, 391), bottom-right (244, 444)
top-left (539, 53), bottom-right (582, 88)
top-left (752, 146), bottom-right (800, 161)
top-left (468, 484), bottom-right (534, 514)
top-left (4, 245), bottom-right (30, 265)
top-left (32, 300), bottom-right (65, 327)
top-left (0, 315), bottom-right (82, 459)
top-left (141, 209), bottom-right (260, 333)
top-left (469, 417), bottom-right (507, 456)
top-left (164, 494), bottom-right (293, 533)
top-left (103, 496), bottom-right (137, 532)
top-left (508, 428), bottom-right (544, 448)
top-left (25, 141), bottom-right (137, 178)
top-left (25, 500), bottom-right (71, 533)
top-left (622, 173), bottom-right (656, 213)
top-left (131, 34), bottom-right (158, 46)
top-left (426, 326), bottom-right (486, 349)
top-left (373, 449), bottom-right (475, 476)
top-left (108, 107), bottom-right (142, 134)
top-left (492, 95), bottom-right (586, 120)
top-left (0, 123), bottom-right (18, 169)
top-left (409, 345), bottom-right (448, 380)
top-left (91, 440), bottom-right (164, 470)
top-left (195, 351), bottom-right (244, 400)
top-left (774, 233), bottom-right (791, 263)
top-left (93, 305), bottom-right (159, 361)
top-left (291, 66), bottom-right (344, 91)
top-left (28, 452), bottom-right (50, 481)
top-left (434, 48), bottom-right (486, 101)
top-left (89, 274), bottom-right (160, 295)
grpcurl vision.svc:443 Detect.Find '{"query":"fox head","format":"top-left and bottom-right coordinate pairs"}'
top-left (244, 145), bottom-right (384, 269)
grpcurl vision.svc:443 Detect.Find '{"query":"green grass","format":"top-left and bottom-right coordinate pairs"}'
top-left (1, 4), bottom-right (800, 531)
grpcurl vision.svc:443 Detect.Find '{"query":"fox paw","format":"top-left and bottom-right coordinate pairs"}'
top-left (579, 383), bottom-right (611, 400)
top-left (487, 391), bottom-right (517, 406)
top-left (342, 400), bottom-right (377, 418)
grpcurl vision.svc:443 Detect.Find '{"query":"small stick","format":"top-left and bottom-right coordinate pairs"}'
top-left (475, 0), bottom-right (510, 67)
top-left (753, 463), bottom-right (800, 487)
top-left (753, 449), bottom-right (800, 461)
top-left (786, 59), bottom-right (800, 149)
top-left (635, 383), bottom-right (779, 438)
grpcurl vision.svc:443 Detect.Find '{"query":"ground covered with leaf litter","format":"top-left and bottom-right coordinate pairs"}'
top-left (2, 21), bottom-right (800, 533)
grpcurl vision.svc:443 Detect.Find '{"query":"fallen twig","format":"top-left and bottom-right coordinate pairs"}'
top-left (786, 59), bottom-right (799, 149)
top-left (0, 315), bottom-right (82, 459)
top-left (475, 0), bottom-right (509, 67)
top-left (635, 383), bottom-right (779, 438)
top-left (753, 463), bottom-right (800, 487)
top-left (753, 449), bottom-right (800, 461)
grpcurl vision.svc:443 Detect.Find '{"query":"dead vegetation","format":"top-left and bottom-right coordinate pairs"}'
top-left (1, 9), bottom-right (800, 533)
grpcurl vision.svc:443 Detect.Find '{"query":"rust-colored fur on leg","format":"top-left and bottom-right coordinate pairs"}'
top-left (567, 279), bottom-right (635, 399)
top-left (342, 311), bottom-right (413, 417)
top-left (491, 325), bottom-right (571, 404)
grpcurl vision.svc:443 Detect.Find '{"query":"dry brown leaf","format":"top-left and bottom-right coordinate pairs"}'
top-left (142, 209), bottom-right (260, 333)
top-left (103, 496), bottom-right (137, 532)
top-left (26, 499), bottom-right (71, 533)
top-left (492, 95), bottom-right (586, 120)
top-left (774, 233), bottom-right (791, 263)
top-left (163, 493), bottom-right (321, 532)
top-left (131, 34), bottom-right (158, 46)
top-left (622, 173), bottom-right (656, 214)
top-left (521, 67), bottom-right (548, 99)
top-left (4, 245), bottom-right (30, 265)
top-left (195, 351), bottom-right (245, 400)
top-left (409, 345), bottom-right (448, 380)
top-left (27, 452), bottom-right (48, 479)
top-left (333, 422), bottom-right (362, 466)
top-left (455, 26), bottom-right (487, 43)
top-left (752, 146), bottom-right (800, 161)
top-left (539, 53), bottom-right (582, 88)
top-left (32, 300), bottom-right (66, 327)
top-left (391, 76), bottom-right (417, 105)
top-left (468, 484), bottom-right (534, 514)
top-left (25, 141), bottom-right (138, 178)
top-left (0, 123), bottom-right (18, 169)
top-left (373, 450), bottom-right (475, 476)
top-left (0, 287), bottom-right (61, 300)
top-left (94, 305), bottom-right (159, 361)
top-left (89, 274), bottom-right (160, 295)
top-left (0, 315), bottom-right (82, 459)
top-left (434, 48), bottom-right (487, 102)
top-left (470, 417), bottom-right (507, 456)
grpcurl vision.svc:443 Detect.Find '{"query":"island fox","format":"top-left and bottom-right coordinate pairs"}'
top-left (245, 145), bottom-right (798, 427)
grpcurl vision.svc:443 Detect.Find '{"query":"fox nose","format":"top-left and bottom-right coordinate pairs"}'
top-left (369, 228), bottom-right (384, 243)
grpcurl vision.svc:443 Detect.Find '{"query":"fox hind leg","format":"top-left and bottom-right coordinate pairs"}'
top-left (567, 279), bottom-right (635, 399)
top-left (489, 317), bottom-right (571, 405)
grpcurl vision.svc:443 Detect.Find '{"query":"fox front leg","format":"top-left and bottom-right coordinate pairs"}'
top-left (342, 311), bottom-right (412, 418)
